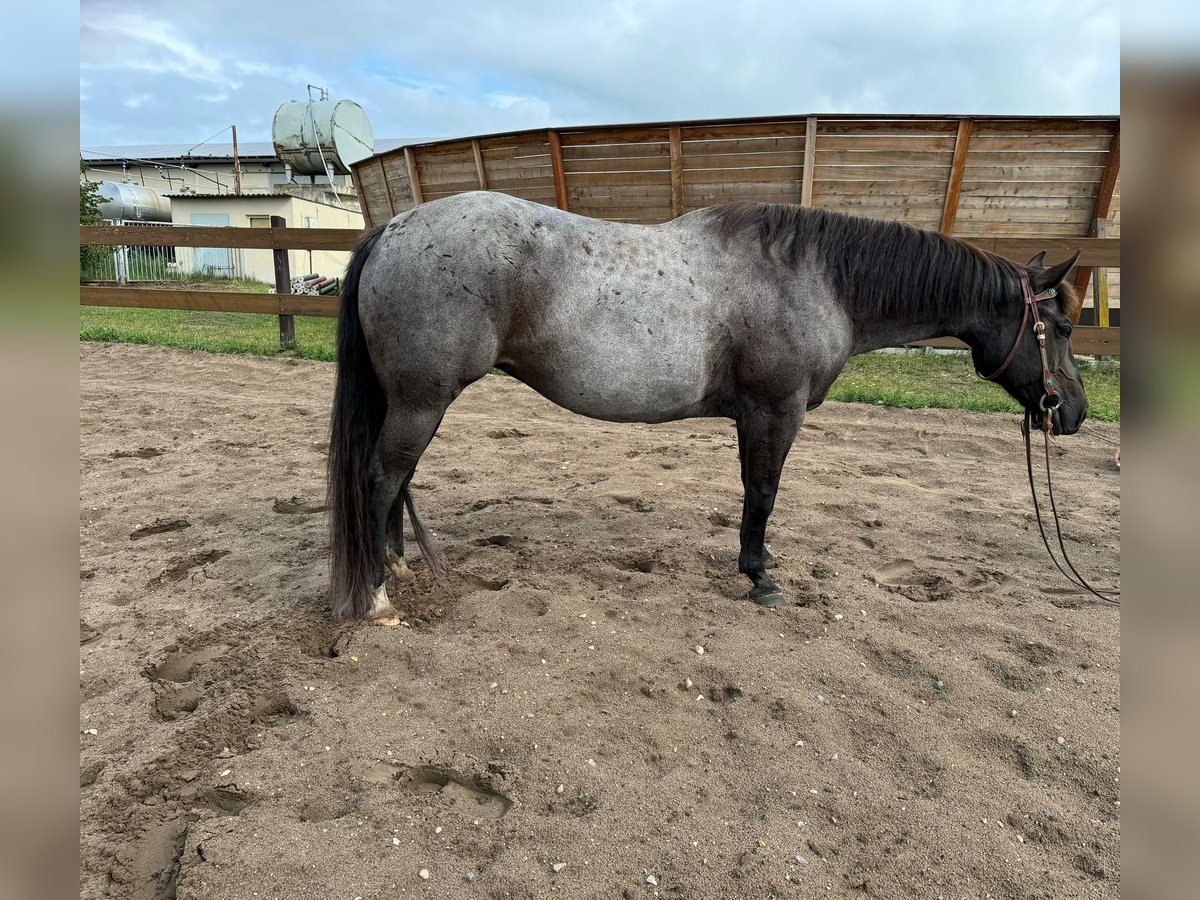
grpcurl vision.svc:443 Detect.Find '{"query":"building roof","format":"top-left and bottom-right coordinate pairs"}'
top-left (162, 191), bottom-right (282, 198)
top-left (163, 190), bottom-right (359, 212)
top-left (81, 138), bottom-right (437, 164)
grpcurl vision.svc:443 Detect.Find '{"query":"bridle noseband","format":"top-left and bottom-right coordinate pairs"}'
top-left (979, 270), bottom-right (1061, 414)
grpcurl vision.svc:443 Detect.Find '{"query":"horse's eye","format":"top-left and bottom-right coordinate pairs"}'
top-left (1057, 324), bottom-right (1073, 338)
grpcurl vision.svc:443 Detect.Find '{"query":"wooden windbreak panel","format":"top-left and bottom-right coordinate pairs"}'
top-left (809, 120), bottom-right (958, 230)
top-left (382, 155), bottom-right (416, 213)
top-left (415, 141), bottom-right (482, 202)
top-left (679, 122), bottom-right (808, 213)
top-left (351, 116), bottom-right (1121, 251)
top-left (357, 152), bottom-right (416, 223)
top-left (403, 148), bottom-right (424, 205)
top-left (477, 134), bottom-right (556, 205)
top-left (560, 126), bottom-right (672, 223)
top-left (954, 122), bottom-right (1116, 238)
top-left (354, 158), bottom-right (394, 226)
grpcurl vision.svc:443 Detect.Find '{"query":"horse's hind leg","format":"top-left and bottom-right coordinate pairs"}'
top-left (735, 404), bottom-right (802, 609)
top-left (367, 405), bottom-right (446, 617)
top-left (385, 477), bottom-right (416, 583)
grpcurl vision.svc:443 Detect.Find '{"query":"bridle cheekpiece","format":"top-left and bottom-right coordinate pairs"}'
top-left (979, 270), bottom-right (1061, 417)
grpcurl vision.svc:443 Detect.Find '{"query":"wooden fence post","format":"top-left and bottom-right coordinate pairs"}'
top-left (270, 215), bottom-right (295, 348)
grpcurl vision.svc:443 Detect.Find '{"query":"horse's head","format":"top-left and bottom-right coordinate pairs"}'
top-left (972, 251), bottom-right (1088, 435)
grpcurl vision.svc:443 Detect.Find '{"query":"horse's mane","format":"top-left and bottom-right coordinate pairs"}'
top-left (706, 202), bottom-right (1028, 322)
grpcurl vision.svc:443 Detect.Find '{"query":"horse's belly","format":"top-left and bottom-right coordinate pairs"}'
top-left (505, 329), bottom-right (712, 424)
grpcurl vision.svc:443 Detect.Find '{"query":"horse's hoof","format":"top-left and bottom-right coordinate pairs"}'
top-left (387, 550), bottom-right (416, 582)
top-left (749, 586), bottom-right (786, 609)
top-left (367, 583), bottom-right (399, 622)
top-left (369, 615), bottom-right (403, 627)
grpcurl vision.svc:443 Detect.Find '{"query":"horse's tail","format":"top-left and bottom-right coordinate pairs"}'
top-left (327, 224), bottom-right (387, 619)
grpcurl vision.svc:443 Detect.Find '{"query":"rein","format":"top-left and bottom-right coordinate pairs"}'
top-left (1022, 412), bottom-right (1120, 604)
top-left (984, 272), bottom-right (1120, 604)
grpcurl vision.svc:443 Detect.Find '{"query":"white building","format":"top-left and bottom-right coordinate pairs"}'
top-left (81, 137), bottom-right (433, 284)
top-left (165, 192), bottom-right (367, 284)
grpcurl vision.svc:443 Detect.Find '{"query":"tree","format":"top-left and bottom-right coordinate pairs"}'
top-left (80, 161), bottom-right (108, 277)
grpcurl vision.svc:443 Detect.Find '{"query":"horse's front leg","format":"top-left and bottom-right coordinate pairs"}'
top-left (735, 404), bottom-right (802, 608)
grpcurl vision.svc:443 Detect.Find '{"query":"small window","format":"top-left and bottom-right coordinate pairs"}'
top-left (247, 215), bottom-right (271, 228)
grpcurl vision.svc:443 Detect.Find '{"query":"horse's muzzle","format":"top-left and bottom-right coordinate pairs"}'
top-left (1032, 400), bottom-right (1085, 436)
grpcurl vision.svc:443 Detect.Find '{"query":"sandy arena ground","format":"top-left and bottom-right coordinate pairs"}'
top-left (79, 342), bottom-right (1120, 899)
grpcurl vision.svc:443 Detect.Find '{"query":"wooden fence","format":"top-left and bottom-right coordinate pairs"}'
top-left (79, 224), bottom-right (1120, 355)
top-left (351, 113), bottom-right (1121, 328)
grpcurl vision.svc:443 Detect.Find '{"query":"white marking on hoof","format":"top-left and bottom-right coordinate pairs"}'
top-left (367, 583), bottom-right (396, 621)
top-left (387, 549), bottom-right (415, 582)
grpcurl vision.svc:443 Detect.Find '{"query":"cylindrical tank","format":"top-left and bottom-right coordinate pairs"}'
top-left (271, 99), bottom-right (375, 176)
top-left (96, 181), bottom-right (172, 222)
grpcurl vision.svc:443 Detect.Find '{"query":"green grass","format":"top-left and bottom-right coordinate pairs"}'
top-left (828, 350), bottom-right (1120, 422)
top-left (79, 306), bottom-right (1119, 421)
top-left (81, 306), bottom-right (338, 360)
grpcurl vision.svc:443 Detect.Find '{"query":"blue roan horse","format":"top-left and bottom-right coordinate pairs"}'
top-left (327, 192), bottom-right (1085, 619)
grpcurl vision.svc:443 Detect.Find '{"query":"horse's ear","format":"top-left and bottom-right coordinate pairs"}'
top-left (1025, 251), bottom-right (1047, 270)
top-left (1031, 250), bottom-right (1081, 293)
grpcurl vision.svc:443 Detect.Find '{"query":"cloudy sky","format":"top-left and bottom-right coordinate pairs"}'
top-left (80, 0), bottom-right (1120, 149)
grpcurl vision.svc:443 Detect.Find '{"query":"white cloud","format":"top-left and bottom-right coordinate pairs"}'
top-left (79, 0), bottom-right (1119, 147)
top-left (485, 93), bottom-right (535, 110)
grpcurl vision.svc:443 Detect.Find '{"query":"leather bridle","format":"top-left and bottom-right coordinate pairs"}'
top-left (979, 270), bottom-right (1119, 604)
top-left (979, 270), bottom-right (1062, 415)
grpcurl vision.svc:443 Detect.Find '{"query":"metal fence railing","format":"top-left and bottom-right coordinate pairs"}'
top-left (80, 221), bottom-right (243, 284)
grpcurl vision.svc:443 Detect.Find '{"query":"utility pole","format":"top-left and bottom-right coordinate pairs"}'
top-left (231, 124), bottom-right (242, 195)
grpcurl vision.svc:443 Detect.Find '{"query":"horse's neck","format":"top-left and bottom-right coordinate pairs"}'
top-left (849, 309), bottom-right (981, 356)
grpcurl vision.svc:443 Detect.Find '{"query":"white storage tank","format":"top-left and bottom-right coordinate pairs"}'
top-left (272, 99), bottom-right (375, 176)
top-left (96, 181), bottom-right (172, 222)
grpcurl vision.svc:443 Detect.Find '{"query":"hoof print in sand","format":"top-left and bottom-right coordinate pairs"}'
top-left (202, 784), bottom-right (256, 816)
top-left (149, 549), bottom-right (230, 586)
top-left (612, 494), bottom-right (656, 513)
top-left (146, 644), bottom-right (230, 721)
top-left (154, 683), bottom-right (206, 721)
top-left (149, 644), bottom-right (230, 683)
top-left (474, 533), bottom-right (518, 547)
top-left (297, 625), bottom-right (352, 659)
top-left (618, 555), bottom-right (666, 574)
top-left (461, 573), bottom-right (509, 592)
top-left (130, 517), bottom-right (191, 541)
top-left (396, 765), bottom-right (513, 819)
top-left (273, 496), bottom-right (328, 515)
top-left (871, 559), bottom-right (948, 601)
top-left (109, 447), bottom-right (165, 459)
top-left (250, 694), bottom-right (303, 726)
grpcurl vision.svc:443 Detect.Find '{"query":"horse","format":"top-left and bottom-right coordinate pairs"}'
top-left (327, 191), bottom-right (1086, 620)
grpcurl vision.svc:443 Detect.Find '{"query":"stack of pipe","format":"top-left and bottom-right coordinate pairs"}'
top-left (289, 273), bottom-right (340, 296)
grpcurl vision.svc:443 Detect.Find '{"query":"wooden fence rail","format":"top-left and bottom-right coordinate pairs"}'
top-left (79, 225), bottom-right (1120, 354)
top-left (80, 224), bottom-right (362, 251)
